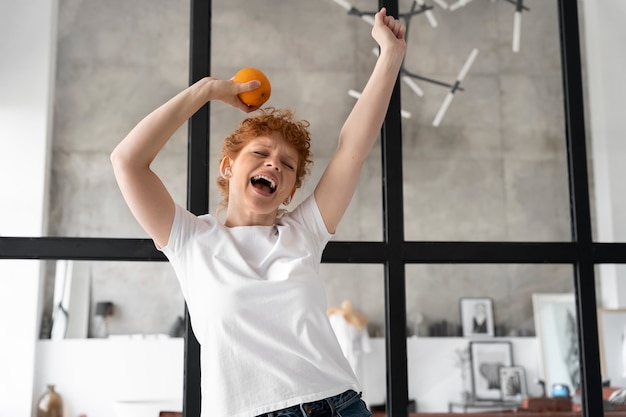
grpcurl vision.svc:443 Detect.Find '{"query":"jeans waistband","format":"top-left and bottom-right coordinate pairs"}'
top-left (259, 390), bottom-right (361, 417)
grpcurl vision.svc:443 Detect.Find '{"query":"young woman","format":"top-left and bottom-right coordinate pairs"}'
top-left (111, 8), bottom-right (406, 417)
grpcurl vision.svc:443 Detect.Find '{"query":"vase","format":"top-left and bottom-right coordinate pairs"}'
top-left (36, 384), bottom-right (63, 417)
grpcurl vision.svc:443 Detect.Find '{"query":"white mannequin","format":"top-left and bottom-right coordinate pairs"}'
top-left (327, 300), bottom-right (371, 373)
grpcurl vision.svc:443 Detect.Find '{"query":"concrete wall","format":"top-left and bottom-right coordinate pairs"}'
top-left (43, 0), bottom-right (573, 339)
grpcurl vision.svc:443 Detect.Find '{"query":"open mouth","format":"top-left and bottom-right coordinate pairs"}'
top-left (251, 175), bottom-right (276, 194)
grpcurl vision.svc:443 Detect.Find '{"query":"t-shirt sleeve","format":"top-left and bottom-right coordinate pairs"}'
top-left (158, 203), bottom-right (211, 299)
top-left (159, 203), bottom-right (216, 254)
top-left (285, 194), bottom-right (334, 251)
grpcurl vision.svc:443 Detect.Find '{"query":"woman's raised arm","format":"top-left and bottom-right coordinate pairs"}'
top-left (110, 77), bottom-right (259, 247)
top-left (314, 8), bottom-right (406, 234)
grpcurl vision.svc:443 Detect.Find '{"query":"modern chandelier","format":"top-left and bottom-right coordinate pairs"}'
top-left (330, 0), bottom-right (529, 126)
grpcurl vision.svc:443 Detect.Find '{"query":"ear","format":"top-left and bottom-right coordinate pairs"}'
top-left (220, 157), bottom-right (233, 178)
top-left (284, 188), bottom-right (297, 205)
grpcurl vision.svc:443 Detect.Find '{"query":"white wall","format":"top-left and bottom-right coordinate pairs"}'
top-left (34, 338), bottom-right (184, 417)
top-left (34, 336), bottom-right (539, 416)
top-left (581, 0), bottom-right (626, 307)
top-left (360, 337), bottom-right (541, 413)
top-left (0, 1), bottom-right (58, 416)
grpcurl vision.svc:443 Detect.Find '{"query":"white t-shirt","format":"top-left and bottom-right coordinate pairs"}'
top-left (160, 194), bottom-right (360, 417)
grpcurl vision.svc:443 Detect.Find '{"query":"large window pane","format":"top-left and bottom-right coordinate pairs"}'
top-left (35, 260), bottom-right (184, 416)
top-left (597, 307), bottom-right (626, 389)
top-left (47, 0), bottom-right (190, 238)
top-left (405, 263), bottom-right (577, 413)
top-left (581, 2), bottom-right (626, 245)
top-left (402, 0), bottom-right (570, 242)
top-left (209, 0), bottom-right (384, 241)
top-left (597, 263), bottom-right (626, 414)
top-left (39, 260), bottom-right (183, 340)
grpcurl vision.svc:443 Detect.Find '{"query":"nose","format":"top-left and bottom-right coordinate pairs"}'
top-left (265, 159), bottom-right (280, 171)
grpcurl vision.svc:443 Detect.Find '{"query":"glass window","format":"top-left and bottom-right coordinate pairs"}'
top-left (34, 259), bottom-right (184, 415)
top-left (39, 260), bottom-right (183, 340)
top-left (45, 1), bottom-right (190, 238)
top-left (406, 263), bottom-right (578, 413)
top-left (581, 2), bottom-right (626, 244)
top-left (597, 307), bottom-right (626, 390)
top-left (401, 0), bottom-right (571, 242)
top-left (209, 0), bottom-right (384, 241)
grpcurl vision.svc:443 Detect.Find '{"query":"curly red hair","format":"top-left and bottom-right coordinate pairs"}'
top-left (216, 107), bottom-right (313, 209)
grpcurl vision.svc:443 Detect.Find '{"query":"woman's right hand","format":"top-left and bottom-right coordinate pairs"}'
top-left (372, 7), bottom-right (406, 55)
top-left (204, 76), bottom-right (261, 113)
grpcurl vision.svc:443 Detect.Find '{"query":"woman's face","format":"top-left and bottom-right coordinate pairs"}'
top-left (225, 131), bottom-right (299, 222)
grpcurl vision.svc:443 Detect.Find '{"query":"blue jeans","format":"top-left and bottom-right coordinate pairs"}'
top-left (257, 390), bottom-right (371, 417)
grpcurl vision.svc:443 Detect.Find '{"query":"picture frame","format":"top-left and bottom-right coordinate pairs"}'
top-left (597, 308), bottom-right (626, 388)
top-left (469, 341), bottom-right (513, 401)
top-left (499, 366), bottom-right (527, 401)
top-left (460, 297), bottom-right (495, 337)
top-left (532, 293), bottom-right (579, 395)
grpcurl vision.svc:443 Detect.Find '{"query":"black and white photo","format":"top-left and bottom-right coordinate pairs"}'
top-left (469, 341), bottom-right (513, 401)
top-left (461, 298), bottom-right (495, 337)
top-left (499, 366), bottom-right (527, 401)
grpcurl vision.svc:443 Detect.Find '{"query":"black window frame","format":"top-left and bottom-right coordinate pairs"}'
top-left (2, 1), bottom-right (624, 416)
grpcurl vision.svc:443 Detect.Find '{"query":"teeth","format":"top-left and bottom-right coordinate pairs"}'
top-left (253, 175), bottom-right (276, 190)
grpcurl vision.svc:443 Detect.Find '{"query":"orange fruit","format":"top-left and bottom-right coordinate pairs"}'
top-left (232, 67), bottom-right (271, 107)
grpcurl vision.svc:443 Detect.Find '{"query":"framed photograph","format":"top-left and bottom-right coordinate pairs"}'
top-left (469, 341), bottom-right (513, 401)
top-left (499, 366), bottom-right (527, 401)
top-left (532, 293), bottom-right (579, 395)
top-left (460, 298), bottom-right (495, 337)
top-left (598, 308), bottom-right (626, 388)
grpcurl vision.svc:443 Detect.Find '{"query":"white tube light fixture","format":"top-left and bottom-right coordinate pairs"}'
top-left (512, 10), bottom-right (521, 52)
top-left (349, 90), bottom-right (411, 119)
top-left (433, 48), bottom-right (478, 127)
top-left (449, 0), bottom-right (472, 12)
top-left (415, 0), bottom-right (438, 28)
top-left (402, 75), bottom-right (425, 97)
top-left (332, 0), bottom-right (352, 12)
top-left (432, 0), bottom-right (449, 10)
